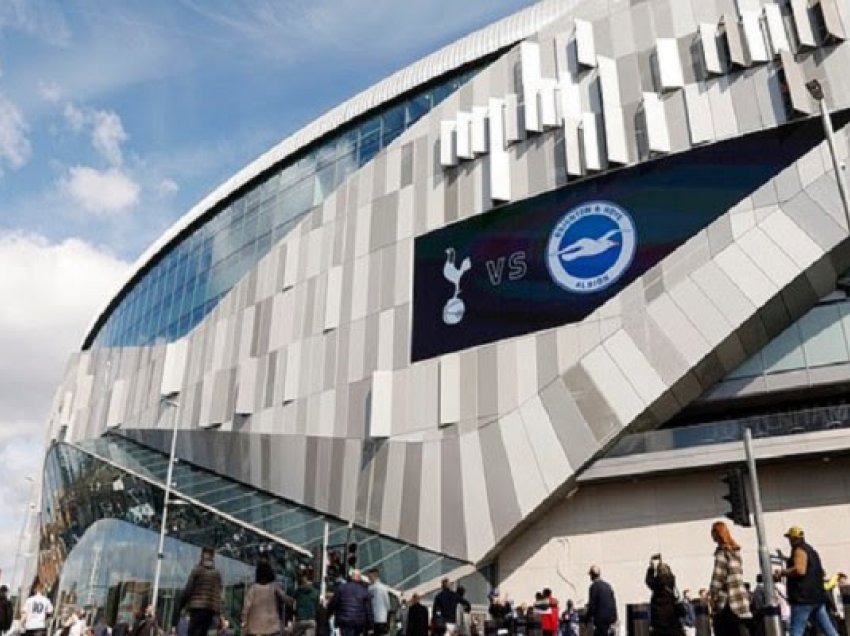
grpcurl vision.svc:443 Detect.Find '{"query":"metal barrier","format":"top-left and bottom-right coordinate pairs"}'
top-left (627, 603), bottom-right (650, 636)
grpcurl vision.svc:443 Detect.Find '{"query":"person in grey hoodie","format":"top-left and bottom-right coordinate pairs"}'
top-left (179, 546), bottom-right (223, 636)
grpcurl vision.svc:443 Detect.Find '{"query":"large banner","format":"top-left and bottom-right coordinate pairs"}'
top-left (411, 112), bottom-right (849, 361)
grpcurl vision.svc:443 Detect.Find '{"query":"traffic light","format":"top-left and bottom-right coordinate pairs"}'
top-left (327, 549), bottom-right (341, 582)
top-left (721, 467), bottom-right (751, 527)
top-left (346, 542), bottom-right (358, 571)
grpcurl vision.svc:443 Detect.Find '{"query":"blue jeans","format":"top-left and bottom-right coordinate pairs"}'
top-left (789, 603), bottom-right (838, 636)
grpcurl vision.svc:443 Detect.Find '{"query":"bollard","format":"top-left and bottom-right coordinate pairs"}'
top-left (627, 603), bottom-right (650, 636)
top-left (694, 603), bottom-right (711, 636)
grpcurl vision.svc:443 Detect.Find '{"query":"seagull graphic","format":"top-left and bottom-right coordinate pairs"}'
top-left (557, 229), bottom-right (622, 262)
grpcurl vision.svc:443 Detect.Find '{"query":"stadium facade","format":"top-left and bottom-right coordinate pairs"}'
top-left (33, 0), bottom-right (850, 623)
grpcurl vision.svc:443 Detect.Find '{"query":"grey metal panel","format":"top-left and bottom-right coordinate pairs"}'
top-left (563, 364), bottom-right (620, 443)
top-left (478, 420), bottom-right (522, 540)
top-left (538, 377), bottom-right (598, 470)
top-left (367, 442), bottom-right (390, 528)
top-left (440, 434), bottom-right (467, 557)
top-left (398, 442), bottom-right (423, 543)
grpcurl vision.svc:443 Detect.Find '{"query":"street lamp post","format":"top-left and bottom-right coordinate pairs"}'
top-left (151, 396), bottom-right (180, 615)
top-left (806, 79), bottom-right (850, 230)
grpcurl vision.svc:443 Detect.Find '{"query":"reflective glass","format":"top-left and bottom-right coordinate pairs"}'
top-left (90, 65), bottom-right (482, 349)
top-left (69, 434), bottom-right (469, 591)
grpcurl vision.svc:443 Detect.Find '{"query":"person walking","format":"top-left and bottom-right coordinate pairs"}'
top-left (0, 586), bottom-right (13, 636)
top-left (241, 559), bottom-right (286, 636)
top-left (289, 571), bottom-right (320, 636)
top-left (403, 594), bottom-right (429, 636)
top-left (367, 568), bottom-right (391, 636)
top-left (433, 579), bottom-right (460, 636)
top-left (645, 556), bottom-right (684, 636)
top-left (779, 526), bottom-right (841, 636)
top-left (680, 590), bottom-right (696, 636)
top-left (178, 546), bottom-right (223, 636)
top-left (21, 581), bottom-right (53, 636)
top-left (328, 570), bottom-right (372, 636)
top-left (586, 565), bottom-right (617, 636)
top-left (708, 521), bottom-right (751, 636)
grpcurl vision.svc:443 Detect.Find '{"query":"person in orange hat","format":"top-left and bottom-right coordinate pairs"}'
top-left (780, 525), bottom-right (840, 636)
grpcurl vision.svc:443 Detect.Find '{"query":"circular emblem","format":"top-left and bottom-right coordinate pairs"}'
top-left (442, 297), bottom-right (466, 325)
top-left (546, 200), bottom-right (637, 294)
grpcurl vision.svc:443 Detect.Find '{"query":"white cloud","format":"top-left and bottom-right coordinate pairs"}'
top-left (0, 0), bottom-right (71, 46)
top-left (63, 102), bottom-right (85, 132)
top-left (0, 232), bottom-right (128, 587)
top-left (61, 165), bottom-right (141, 215)
top-left (91, 109), bottom-right (128, 165)
top-left (156, 177), bottom-right (180, 197)
top-left (0, 94), bottom-right (31, 171)
top-left (38, 80), bottom-right (62, 103)
top-left (62, 103), bottom-right (129, 165)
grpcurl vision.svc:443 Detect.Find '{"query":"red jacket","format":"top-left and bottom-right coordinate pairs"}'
top-left (542, 598), bottom-right (559, 632)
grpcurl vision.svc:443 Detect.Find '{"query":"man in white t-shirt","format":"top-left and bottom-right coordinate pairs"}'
top-left (21, 583), bottom-right (53, 636)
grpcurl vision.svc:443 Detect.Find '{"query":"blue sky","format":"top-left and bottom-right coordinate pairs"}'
top-left (0, 0), bottom-right (533, 596)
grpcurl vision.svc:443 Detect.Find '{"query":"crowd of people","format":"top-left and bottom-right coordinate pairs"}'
top-left (9, 521), bottom-right (850, 636)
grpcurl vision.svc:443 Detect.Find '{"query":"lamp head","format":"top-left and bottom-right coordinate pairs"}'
top-left (806, 79), bottom-right (824, 101)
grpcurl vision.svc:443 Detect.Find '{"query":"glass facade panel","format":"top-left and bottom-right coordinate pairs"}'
top-left (89, 65), bottom-right (482, 350)
top-left (74, 434), bottom-right (469, 591)
top-left (800, 304), bottom-right (848, 367)
top-left (761, 323), bottom-right (805, 374)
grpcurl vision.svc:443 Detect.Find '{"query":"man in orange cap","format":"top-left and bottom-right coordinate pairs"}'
top-left (780, 526), bottom-right (839, 636)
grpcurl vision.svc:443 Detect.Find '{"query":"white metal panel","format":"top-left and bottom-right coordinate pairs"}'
top-left (575, 19), bottom-right (597, 68)
top-left (779, 49), bottom-right (815, 115)
top-left (644, 93), bottom-right (672, 153)
top-left (603, 107), bottom-right (630, 165)
top-left (564, 116), bottom-right (584, 176)
top-left (597, 56), bottom-right (622, 105)
top-left (791, 0), bottom-right (818, 47)
top-left (440, 121), bottom-right (458, 167)
top-left (160, 339), bottom-right (188, 396)
top-left (439, 354), bottom-right (461, 425)
top-left (764, 4), bottom-right (791, 54)
top-left (699, 23), bottom-right (726, 75)
top-left (106, 379), bottom-right (127, 429)
top-left (504, 93), bottom-right (523, 143)
top-left (520, 41), bottom-right (543, 132)
top-left (821, 0), bottom-right (847, 40)
top-left (741, 11), bottom-right (770, 62)
top-left (471, 106), bottom-right (489, 154)
top-left (283, 341), bottom-right (301, 403)
top-left (324, 265), bottom-right (343, 332)
top-left (370, 371), bottom-right (393, 437)
top-left (235, 357), bottom-right (258, 416)
top-left (539, 79), bottom-right (559, 128)
top-left (725, 16), bottom-right (752, 67)
top-left (683, 83), bottom-right (715, 145)
top-left (657, 38), bottom-right (685, 90)
top-left (282, 239), bottom-right (299, 290)
top-left (456, 111), bottom-right (473, 160)
top-left (488, 98), bottom-right (511, 202)
top-left (581, 112), bottom-right (606, 171)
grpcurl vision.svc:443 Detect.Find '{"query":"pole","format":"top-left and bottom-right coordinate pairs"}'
top-left (815, 94), bottom-right (850, 230)
top-left (152, 398), bottom-right (179, 616)
top-left (744, 428), bottom-right (781, 636)
top-left (320, 522), bottom-right (330, 600)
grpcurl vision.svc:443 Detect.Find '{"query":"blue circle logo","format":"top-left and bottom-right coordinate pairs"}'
top-left (546, 200), bottom-right (637, 294)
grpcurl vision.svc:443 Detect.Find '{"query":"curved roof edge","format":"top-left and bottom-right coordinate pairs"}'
top-left (83, 0), bottom-right (577, 348)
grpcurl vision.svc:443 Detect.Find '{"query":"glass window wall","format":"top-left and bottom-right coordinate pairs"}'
top-left (89, 65), bottom-right (483, 350)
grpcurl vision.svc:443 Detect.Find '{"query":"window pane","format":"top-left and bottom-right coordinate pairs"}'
top-left (800, 304), bottom-right (848, 367)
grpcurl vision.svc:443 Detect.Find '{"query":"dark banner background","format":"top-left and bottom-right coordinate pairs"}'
top-left (411, 113), bottom-right (850, 362)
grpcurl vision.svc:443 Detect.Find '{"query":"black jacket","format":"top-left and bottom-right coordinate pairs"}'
top-left (645, 567), bottom-right (682, 634)
top-left (433, 589), bottom-right (460, 624)
top-left (406, 604), bottom-right (430, 636)
top-left (0, 597), bottom-right (12, 632)
top-left (329, 581), bottom-right (373, 628)
top-left (181, 560), bottom-right (223, 613)
top-left (587, 579), bottom-right (617, 625)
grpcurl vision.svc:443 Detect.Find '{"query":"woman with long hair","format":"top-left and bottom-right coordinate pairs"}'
top-left (241, 559), bottom-right (286, 636)
top-left (709, 521), bottom-right (751, 636)
top-left (645, 556), bottom-right (684, 636)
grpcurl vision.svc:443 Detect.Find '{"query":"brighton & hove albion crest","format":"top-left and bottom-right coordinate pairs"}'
top-left (441, 247), bottom-right (471, 325)
top-left (546, 200), bottom-right (637, 294)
